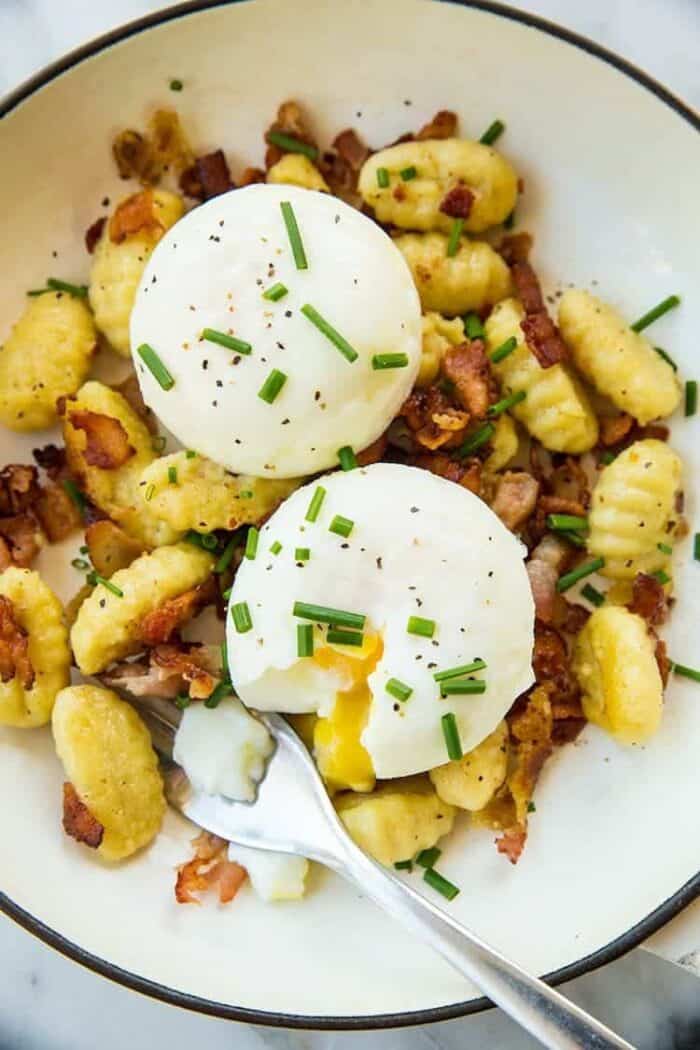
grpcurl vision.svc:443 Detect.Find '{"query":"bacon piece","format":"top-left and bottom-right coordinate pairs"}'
top-left (0, 465), bottom-right (40, 516)
top-left (401, 386), bottom-right (469, 451)
top-left (550, 457), bottom-right (592, 508)
top-left (175, 831), bottom-right (246, 905)
top-left (69, 410), bottom-right (135, 469)
top-left (498, 232), bottom-right (533, 265)
top-left (191, 150), bottom-right (233, 201)
top-left (628, 572), bottom-right (668, 627)
top-left (415, 110), bottom-right (458, 140)
top-left (496, 826), bottom-right (526, 864)
top-left (356, 431), bottom-right (389, 467)
top-left (511, 260), bottom-right (545, 314)
top-left (600, 413), bottom-right (634, 447)
top-left (332, 129), bottom-right (370, 171)
top-left (112, 373), bottom-right (158, 434)
top-left (654, 636), bottom-right (671, 687)
top-left (32, 444), bottom-right (67, 480)
top-left (442, 341), bottom-right (493, 418)
top-left (526, 535), bottom-right (570, 624)
top-left (491, 471), bottom-right (539, 531)
top-left (533, 624), bottom-right (580, 709)
top-left (560, 602), bottom-right (590, 636)
top-left (34, 482), bottom-right (82, 542)
top-left (322, 130), bottom-right (370, 206)
top-left (62, 782), bottom-right (104, 849)
top-left (414, 453), bottom-right (481, 494)
top-left (439, 184), bottom-right (474, 219)
top-left (239, 166), bottom-right (266, 186)
top-left (103, 643), bottom-right (219, 702)
top-left (511, 261), bottom-right (568, 368)
top-left (109, 189), bottom-right (163, 244)
top-left (0, 515), bottom-right (40, 568)
top-left (85, 216), bottom-right (107, 254)
top-left (0, 595), bottom-right (34, 688)
top-left (137, 579), bottom-right (218, 648)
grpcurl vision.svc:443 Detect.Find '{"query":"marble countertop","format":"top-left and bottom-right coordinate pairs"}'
top-left (1, 1), bottom-right (699, 1047)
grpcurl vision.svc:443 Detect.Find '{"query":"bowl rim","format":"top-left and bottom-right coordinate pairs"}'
top-left (1, 0), bottom-right (699, 1031)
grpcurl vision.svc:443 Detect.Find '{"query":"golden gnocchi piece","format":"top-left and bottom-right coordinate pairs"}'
top-left (0, 292), bottom-right (96, 432)
top-left (587, 439), bottom-right (682, 579)
top-left (139, 451), bottom-right (301, 532)
top-left (485, 298), bottom-right (599, 453)
top-left (429, 721), bottom-right (509, 810)
top-left (266, 153), bottom-right (329, 192)
top-left (558, 289), bottom-right (681, 424)
top-left (335, 776), bottom-right (455, 866)
top-left (359, 139), bottom-right (518, 233)
top-left (70, 542), bottom-right (214, 674)
top-left (52, 684), bottom-right (166, 860)
top-left (484, 413), bottom-right (519, 474)
top-left (89, 188), bottom-right (184, 356)
top-left (0, 567), bottom-right (70, 728)
top-left (61, 380), bottom-right (180, 547)
top-left (572, 606), bottom-right (663, 744)
top-left (396, 232), bottom-right (512, 317)
top-left (418, 312), bottom-right (465, 386)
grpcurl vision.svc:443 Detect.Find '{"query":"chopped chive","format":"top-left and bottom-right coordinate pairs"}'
top-left (456, 422), bottom-right (494, 458)
top-left (652, 569), bottom-right (671, 585)
top-left (267, 130), bottom-right (318, 160)
top-left (262, 282), bottom-right (288, 302)
top-left (376, 167), bottom-right (390, 189)
top-left (479, 119), bottom-right (505, 146)
top-left (527, 801), bottom-right (536, 814)
top-left (556, 557), bottom-right (605, 593)
top-left (337, 445), bottom-right (359, 471)
top-left (329, 514), bottom-right (354, 538)
top-left (631, 294), bottom-right (680, 332)
top-left (694, 534), bottom-right (700, 561)
top-left (654, 346), bottom-right (678, 370)
top-left (547, 514), bottom-right (589, 532)
top-left (441, 712), bottom-right (462, 760)
top-left (488, 390), bottom-right (526, 417)
top-left (186, 449), bottom-right (197, 459)
top-left (657, 542), bottom-right (673, 556)
top-left (239, 490), bottom-right (253, 499)
top-left (270, 540), bottom-right (283, 556)
top-left (151, 435), bottom-right (167, 453)
top-left (400, 165), bottom-right (417, 181)
top-left (167, 466), bottom-right (178, 485)
top-left (280, 200), bottom-right (308, 270)
top-left (504, 209), bottom-right (515, 230)
top-left (295, 547), bottom-right (310, 561)
top-left (407, 615), bottom-right (436, 639)
top-left (600, 450), bottom-right (616, 466)
top-left (94, 574), bottom-right (124, 597)
top-left (231, 601), bottom-right (253, 633)
top-left (372, 352), bottom-right (410, 370)
top-left (258, 368), bottom-right (287, 404)
top-left (79, 545), bottom-right (88, 554)
top-left (440, 679), bottom-right (487, 696)
top-left (293, 601), bottom-right (365, 630)
top-left (202, 328), bottom-right (252, 355)
top-left (222, 587), bottom-right (232, 601)
top-left (297, 623), bottom-right (314, 657)
top-left (245, 526), bottom-right (259, 560)
top-left (446, 218), bottom-right (464, 257)
top-left (416, 847), bottom-right (441, 869)
top-left (144, 483), bottom-right (155, 502)
top-left (684, 380), bottom-right (697, 417)
top-left (214, 536), bottom-right (238, 574)
top-left (169, 78), bottom-right (183, 91)
top-left (394, 859), bottom-right (413, 872)
top-left (559, 529), bottom-right (587, 549)
top-left (184, 530), bottom-right (218, 551)
top-left (137, 343), bottom-right (175, 390)
top-left (423, 866), bottom-right (460, 900)
top-left (71, 558), bottom-right (89, 571)
top-left (174, 693), bottom-right (190, 709)
top-left (490, 336), bottom-right (518, 363)
top-left (204, 680), bottom-right (233, 709)
top-left (26, 288), bottom-right (50, 297)
top-left (220, 639), bottom-right (228, 675)
top-left (86, 571), bottom-right (97, 587)
top-left (672, 662), bottom-right (700, 683)
top-left (47, 277), bottom-right (88, 298)
top-left (327, 628), bottom-right (364, 647)
top-left (62, 479), bottom-right (86, 517)
top-left (301, 303), bottom-right (358, 363)
top-left (434, 658), bottom-right (486, 683)
top-left (581, 582), bottom-right (605, 607)
top-left (305, 485), bottom-right (326, 523)
top-left (385, 677), bottom-right (413, 702)
top-left (463, 312), bottom-right (485, 339)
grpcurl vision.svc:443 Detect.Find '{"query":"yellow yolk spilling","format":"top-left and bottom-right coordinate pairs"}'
top-left (312, 635), bottom-right (383, 793)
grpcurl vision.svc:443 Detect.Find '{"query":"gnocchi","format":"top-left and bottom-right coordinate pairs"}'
top-left (89, 188), bottom-right (184, 356)
top-left (70, 542), bottom-right (214, 674)
top-left (429, 721), bottom-right (509, 810)
top-left (558, 289), bottom-right (681, 424)
top-left (395, 232), bottom-right (512, 316)
top-left (52, 684), bottom-right (166, 860)
top-left (587, 439), bottom-right (682, 579)
top-left (485, 298), bottom-right (599, 453)
top-left (266, 153), bottom-right (329, 192)
top-left (0, 292), bottom-right (96, 432)
top-left (359, 139), bottom-right (518, 233)
top-left (572, 606), bottom-right (663, 744)
top-left (0, 568), bottom-right (70, 728)
top-left (484, 413), bottom-right (519, 474)
top-left (418, 312), bottom-right (465, 387)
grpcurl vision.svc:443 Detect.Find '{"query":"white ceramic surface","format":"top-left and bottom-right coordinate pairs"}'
top-left (1, 0), bottom-right (699, 1026)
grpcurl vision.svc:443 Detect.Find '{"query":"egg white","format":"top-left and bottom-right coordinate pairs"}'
top-left (130, 185), bottom-right (421, 478)
top-left (227, 844), bottom-right (309, 902)
top-left (227, 463), bottom-right (535, 778)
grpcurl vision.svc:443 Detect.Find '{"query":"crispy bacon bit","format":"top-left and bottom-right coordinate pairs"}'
top-left (103, 643), bottom-right (219, 701)
top-left (550, 457), bottom-right (592, 508)
top-left (415, 110), bottom-right (458, 140)
top-left (533, 624), bottom-right (580, 711)
top-left (70, 410), bottom-right (136, 469)
top-left (511, 261), bottom-right (545, 314)
top-left (85, 216), bottom-right (107, 254)
top-left (108, 189), bottom-right (162, 244)
top-left (175, 831), bottom-right (246, 905)
top-left (0, 515), bottom-right (40, 568)
top-left (511, 261), bottom-right (567, 368)
top-left (0, 465), bottom-right (40, 516)
top-left (322, 130), bottom-right (369, 206)
top-left (152, 644), bottom-right (218, 699)
top-left (401, 386), bottom-right (469, 451)
top-left (137, 579), bottom-right (218, 648)
top-left (112, 373), bottom-right (158, 434)
top-left (491, 471), bottom-right (539, 531)
top-left (32, 444), bottom-right (67, 479)
top-left (600, 413), bottom-right (634, 447)
top-left (0, 595), bottom-right (34, 688)
top-left (496, 826), bottom-right (527, 864)
top-left (34, 482), bottom-right (82, 542)
top-left (414, 453), bottom-right (482, 494)
top-left (439, 184), bottom-right (475, 219)
top-left (185, 150), bottom-right (234, 202)
top-left (239, 166), bottom-right (266, 186)
top-left (560, 602), bottom-right (590, 636)
top-left (526, 535), bottom-right (570, 624)
top-left (356, 432), bottom-right (389, 467)
top-left (442, 341), bottom-right (493, 418)
top-left (333, 129), bottom-right (370, 171)
top-left (264, 100), bottom-right (317, 169)
top-left (654, 636), bottom-right (671, 687)
top-left (628, 572), bottom-right (668, 627)
top-left (533, 494), bottom-right (588, 542)
top-left (498, 232), bottom-right (533, 265)
top-left (62, 782), bottom-right (104, 849)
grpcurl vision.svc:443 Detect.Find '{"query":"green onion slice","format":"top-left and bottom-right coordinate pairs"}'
top-left (270, 540), bottom-right (283, 555)
top-left (406, 615), bottom-right (436, 639)
top-left (295, 547), bottom-right (310, 562)
top-left (168, 466), bottom-right (178, 485)
top-left (672, 662), bottom-right (700, 683)
top-left (329, 514), bottom-right (354, 538)
top-left (652, 569), bottom-right (671, 585)
top-left (599, 450), bottom-right (616, 466)
top-left (262, 282), bottom-right (288, 302)
top-left (394, 859), bottom-right (413, 872)
top-left (305, 485), bottom-right (326, 523)
top-left (231, 601), bottom-right (253, 633)
top-left (490, 336), bottom-right (518, 364)
top-left (456, 423), bottom-right (494, 458)
top-left (385, 678), bottom-right (413, 702)
top-left (556, 557), bottom-right (605, 593)
top-left (488, 390), bottom-right (526, 417)
top-left (479, 119), bottom-right (505, 146)
top-left (463, 312), bottom-right (485, 339)
top-left (654, 346), bottom-right (678, 370)
top-left (400, 165), bottom-right (417, 181)
top-left (214, 536), bottom-right (238, 575)
top-left (62, 479), bottom-right (86, 517)
top-left (423, 867), bottom-right (460, 900)
top-left (297, 623), bottom-right (314, 658)
top-left (376, 167), bottom-right (390, 189)
top-left (372, 353), bottom-right (409, 370)
top-left (440, 679), bottom-right (487, 696)
top-left (267, 131), bottom-right (318, 160)
top-left (337, 445), bottom-right (358, 471)
top-left (94, 574), bottom-right (124, 597)
top-left (657, 542), bottom-right (673, 556)
top-left (433, 658), bottom-right (486, 683)
top-left (47, 277), bottom-right (88, 298)
top-left (694, 534), bottom-right (700, 562)
top-left (184, 530), bottom-right (218, 551)
top-left (441, 712), bottom-right (463, 760)
top-left (174, 693), bottom-right (191, 709)
top-left (685, 380), bottom-right (697, 417)
top-left (204, 680), bottom-right (233, 709)
top-left (581, 583), bottom-right (605, 607)
top-left (293, 601), bottom-right (365, 630)
top-left (327, 628), bottom-right (364, 647)
top-left (137, 343), bottom-right (175, 390)
top-left (71, 558), bottom-right (89, 571)
top-left (202, 328), bottom-right (252, 354)
top-left (631, 294), bottom-right (680, 332)
top-left (416, 847), bottom-right (441, 869)
top-left (258, 369), bottom-right (287, 404)
top-left (301, 304), bottom-right (358, 363)
top-left (245, 526), bottom-right (259, 561)
top-left (280, 200), bottom-right (308, 270)
top-left (547, 514), bottom-right (589, 532)
top-left (446, 218), bottom-right (464, 258)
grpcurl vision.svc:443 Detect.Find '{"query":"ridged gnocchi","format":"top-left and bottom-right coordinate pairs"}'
top-left (70, 542), bottom-right (214, 674)
top-left (418, 312), bottom-right (465, 386)
top-left (572, 606), bottom-right (663, 744)
top-left (587, 439), bottom-right (682, 579)
top-left (429, 721), bottom-right (509, 810)
top-left (484, 414), bottom-right (519, 474)
top-left (485, 298), bottom-right (599, 453)
top-left (0, 292), bottom-right (96, 432)
top-left (359, 139), bottom-right (518, 233)
top-left (266, 153), bottom-right (329, 192)
top-left (89, 189), bottom-right (184, 356)
top-left (335, 777), bottom-right (455, 866)
top-left (558, 289), bottom-right (681, 424)
top-left (0, 567), bottom-right (70, 728)
top-left (61, 380), bottom-right (180, 547)
top-left (52, 684), bottom-right (166, 860)
top-left (139, 451), bottom-right (300, 532)
top-left (395, 232), bottom-right (512, 316)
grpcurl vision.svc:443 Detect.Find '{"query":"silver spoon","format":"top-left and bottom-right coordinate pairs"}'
top-left (141, 701), bottom-right (633, 1050)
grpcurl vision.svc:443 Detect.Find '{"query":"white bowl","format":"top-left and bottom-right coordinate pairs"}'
top-left (1, 0), bottom-right (699, 1029)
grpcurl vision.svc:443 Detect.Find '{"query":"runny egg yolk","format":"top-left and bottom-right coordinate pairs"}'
top-left (312, 634), bottom-right (383, 793)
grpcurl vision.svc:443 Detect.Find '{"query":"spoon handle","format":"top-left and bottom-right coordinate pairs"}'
top-left (337, 843), bottom-right (633, 1050)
